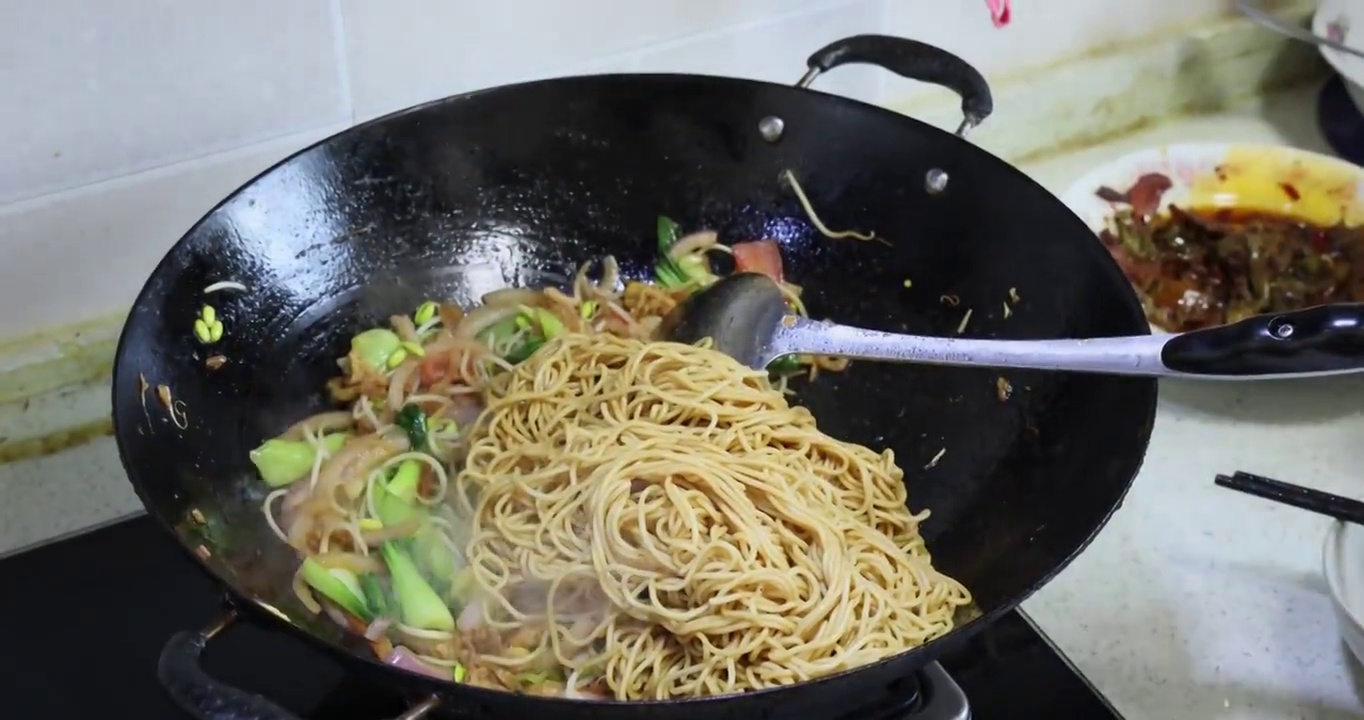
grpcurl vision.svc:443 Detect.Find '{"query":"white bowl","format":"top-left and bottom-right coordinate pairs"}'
top-left (1323, 520), bottom-right (1364, 667)
top-left (1314, 0), bottom-right (1364, 117)
top-left (1058, 142), bottom-right (1364, 335)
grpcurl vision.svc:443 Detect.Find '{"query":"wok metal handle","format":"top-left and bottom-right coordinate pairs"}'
top-left (159, 610), bottom-right (439, 720)
top-left (802, 34), bottom-right (993, 137)
top-left (1161, 303), bottom-right (1364, 377)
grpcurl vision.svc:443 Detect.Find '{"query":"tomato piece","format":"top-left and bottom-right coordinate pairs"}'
top-left (418, 351), bottom-right (450, 386)
top-left (731, 240), bottom-right (784, 283)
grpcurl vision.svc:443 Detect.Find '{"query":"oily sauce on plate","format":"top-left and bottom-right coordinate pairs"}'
top-left (1095, 173), bottom-right (1364, 332)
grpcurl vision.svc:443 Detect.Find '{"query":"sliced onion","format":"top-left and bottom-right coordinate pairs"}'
top-left (448, 397), bottom-right (484, 429)
top-left (281, 411), bottom-right (354, 441)
top-left (480, 288), bottom-right (542, 308)
top-left (457, 596), bottom-right (485, 632)
top-left (364, 617), bottom-right (393, 641)
top-left (322, 603), bottom-right (352, 629)
top-left (310, 551), bottom-right (383, 574)
top-left (453, 304), bottom-right (522, 340)
top-left (359, 518), bottom-right (421, 545)
top-left (668, 230), bottom-right (719, 259)
top-left (384, 646), bottom-right (448, 680)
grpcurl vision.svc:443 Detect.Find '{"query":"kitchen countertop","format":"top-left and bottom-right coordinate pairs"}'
top-left (1024, 82), bottom-right (1364, 720)
top-left (2, 81), bottom-right (1362, 719)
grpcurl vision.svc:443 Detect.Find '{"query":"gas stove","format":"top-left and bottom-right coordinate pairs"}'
top-left (0, 516), bottom-right (1123, 719)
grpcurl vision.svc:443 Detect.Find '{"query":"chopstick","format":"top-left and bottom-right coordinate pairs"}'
top-left (1214, 471), bottom-right (1364, 524)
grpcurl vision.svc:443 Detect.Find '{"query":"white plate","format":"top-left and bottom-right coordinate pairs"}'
top-left (1058, 142), bottom-right (1364, 335)
top-left (1323, 520), bottom-right (1364, 668)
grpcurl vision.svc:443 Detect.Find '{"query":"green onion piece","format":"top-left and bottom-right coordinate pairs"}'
top-left (453, 662), bottom-right (467, 683)
top-left (580, 301), bottom-right (597, 319)
top-left (193, 319), bottom-right (211, 344)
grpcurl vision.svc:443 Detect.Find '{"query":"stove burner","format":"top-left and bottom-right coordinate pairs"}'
top-left (1317, 75), bottom-right (1364, 165)
top-left (839, 663), bottom-right (969, 720)
top-left (0, 516), bottom-right (1122, 719)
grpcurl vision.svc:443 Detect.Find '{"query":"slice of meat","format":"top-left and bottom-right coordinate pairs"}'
top-left (1095, 173), bottom-right (1173, 218)
top-left (731, 240), bottom-right (784, 283)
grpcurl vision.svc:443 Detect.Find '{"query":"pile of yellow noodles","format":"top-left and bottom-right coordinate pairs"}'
top-left (454, 333), bottom-right (971, 700)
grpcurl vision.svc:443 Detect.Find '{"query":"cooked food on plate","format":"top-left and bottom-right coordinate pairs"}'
top-left (1096, 173), bottom-right (1364, 332)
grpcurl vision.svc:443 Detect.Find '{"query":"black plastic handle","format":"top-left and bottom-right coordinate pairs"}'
top-left (158, 613), bottom-right (305, 720)
top-left (805, 34), bottom-right (993, 127)
top-left (1161, 303), bottom-right (1364, 376)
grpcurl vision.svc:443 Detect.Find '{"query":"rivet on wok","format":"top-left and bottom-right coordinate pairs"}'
top-left (1273, 321), bottom-right (1295, 339)
top-left (925, 168), bottom-right (949, 194)
top-left (758, 116), bottom-right (785, 143)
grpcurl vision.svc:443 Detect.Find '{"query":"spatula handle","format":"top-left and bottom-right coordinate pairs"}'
top-left (774, 304), bottom-right (1364, 380)
top-left (1161, 304), bottom-right (1364, 377)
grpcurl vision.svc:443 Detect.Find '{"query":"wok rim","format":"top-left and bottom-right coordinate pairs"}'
top-left (111, 71), bottom-right (1160, 708)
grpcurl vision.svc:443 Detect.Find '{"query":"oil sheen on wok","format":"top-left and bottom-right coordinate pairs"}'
top-left (251, 217), bottom-right (971, 701)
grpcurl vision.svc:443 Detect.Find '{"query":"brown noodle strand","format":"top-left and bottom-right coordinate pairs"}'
top-left (457, 333), bottom-right (970, 700)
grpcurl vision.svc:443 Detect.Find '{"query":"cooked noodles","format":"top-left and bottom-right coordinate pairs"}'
top-left (246, 217), bottom-right (969, 700)
top-left (458, 334), bottom-right (970, 699)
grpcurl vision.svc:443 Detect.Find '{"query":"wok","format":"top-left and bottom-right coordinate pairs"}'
top-left (112, 35), bottom-right (1157, 720)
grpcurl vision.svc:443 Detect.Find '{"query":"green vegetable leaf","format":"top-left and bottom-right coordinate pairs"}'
top-left (656, 215), bottom-right (680, 252)
top-left (300, 558), bottom-right (373, 621)
top-left (249, 434), bottom-right (348, 487)
top-left (504, 337), bottom-right (543, 364)
top-left (653, 216), bottom-right (717, 290)
top-left (350, 328), bottom-right (402, 372)
top-left (414, 522), bottom-right (458, 596)
top-left (767, 354), bottom-right (802, 376)
top-left (359, 572), bottom-right (394, 618)
top-left (380, 540), bottom-right (455, 631)
top-left (375, 460), bottom-right (424, 527)
top-left (395, 404), bottom-right (429, 452)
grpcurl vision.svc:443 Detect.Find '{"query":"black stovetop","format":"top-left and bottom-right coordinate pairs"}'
top-left (0, 516), bottom-right (1123, 719)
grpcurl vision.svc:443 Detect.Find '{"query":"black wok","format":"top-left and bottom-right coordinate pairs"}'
top-left (111, 35), bottom-right (1157, 720)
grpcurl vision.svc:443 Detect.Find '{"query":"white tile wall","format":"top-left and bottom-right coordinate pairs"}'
top-left (0, 0), bottom-right (1232, 341)
top-left (884, 0), bottom-right (1236, 95)
top-left (1, 0), bottom-right (345, 206)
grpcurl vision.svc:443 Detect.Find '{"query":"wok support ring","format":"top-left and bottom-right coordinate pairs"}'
top-left (157, 608), bottom-right (441, 720)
